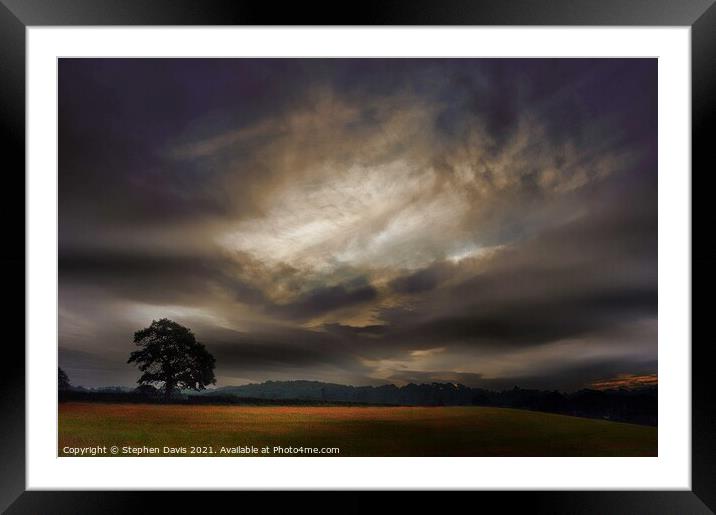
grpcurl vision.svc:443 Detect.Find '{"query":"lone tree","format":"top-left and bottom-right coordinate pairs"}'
top-left (128, 318), bottom-right (216, 400)
top-left (58, 367), bottom-right (71, 390)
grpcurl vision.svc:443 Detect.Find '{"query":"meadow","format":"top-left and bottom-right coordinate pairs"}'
top-left (58, 402), bottom-right (657, 457)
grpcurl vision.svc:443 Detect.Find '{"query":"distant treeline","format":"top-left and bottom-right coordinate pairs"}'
top-left (60, 380), bottom-right (657, 426)
top-left (58, 390), bottom-right (386, 407)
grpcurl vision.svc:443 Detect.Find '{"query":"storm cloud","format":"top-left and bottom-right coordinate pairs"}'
top-left (59, 58), bottom-right (657, 390)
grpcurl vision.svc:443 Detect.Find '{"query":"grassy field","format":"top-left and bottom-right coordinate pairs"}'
top-left (58, 402), bottom-right (657, 457)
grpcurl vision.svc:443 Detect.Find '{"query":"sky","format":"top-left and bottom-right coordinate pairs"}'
top-left (58, 58), bottom-right (657, 391)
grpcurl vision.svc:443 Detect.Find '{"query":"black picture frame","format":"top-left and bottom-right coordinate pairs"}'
top-left (1, 1), bottom-right (709, 513)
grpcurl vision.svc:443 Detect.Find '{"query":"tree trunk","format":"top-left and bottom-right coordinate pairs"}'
top-left (164, 381), bottom-right (174, 401)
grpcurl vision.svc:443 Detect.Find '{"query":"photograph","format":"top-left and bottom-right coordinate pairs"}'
top-left (57, 57), bottom-right (658, 458)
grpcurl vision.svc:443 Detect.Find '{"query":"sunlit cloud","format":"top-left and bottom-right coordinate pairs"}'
top-left (590, 374), bottom-right (658, 390)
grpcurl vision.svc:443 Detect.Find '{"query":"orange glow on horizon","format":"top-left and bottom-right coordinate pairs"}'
top-left (590, 374), bottom-right (658, 390)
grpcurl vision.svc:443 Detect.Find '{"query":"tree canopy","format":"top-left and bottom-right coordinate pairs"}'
top-left (127, 318), bottom-right (216, 399)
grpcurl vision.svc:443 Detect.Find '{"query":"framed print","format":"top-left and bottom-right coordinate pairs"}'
top-left (1, 0), bottom-right (711, 513)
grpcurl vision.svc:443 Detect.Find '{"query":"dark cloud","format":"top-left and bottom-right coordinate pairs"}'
top-left (388, 262), bottom-right (451, 294)
top-left (59, 347), bottom-right (136, 388)
top-left (369, 182), bottom-right (657, 352)
top-left (323, 323), bottom-right (387, 338)
top-left (59, 248), bottom-right (268, 307)
top-left (207, 328), bottom-right (349, 371)
top-left (272, 279), bottom-right (378, 320)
